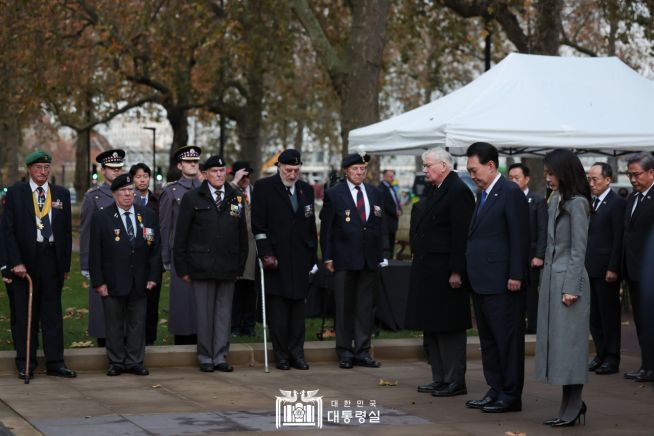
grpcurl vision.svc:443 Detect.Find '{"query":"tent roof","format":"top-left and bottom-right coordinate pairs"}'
top-left (349, 53), bottom-right (654, 156)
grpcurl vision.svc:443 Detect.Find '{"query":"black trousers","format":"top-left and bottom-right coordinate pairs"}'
top-left (102, 288), bottom-right (147, 369)
top-left (145, 281), bottom-right (161, 345)
top-left (525, 267), bottom-right (541, 333)
top-left (266, 295), bottom-right (305, 362)
top-left (11, 243), bottom-right (65, 372)
top-left (333, 269), bottom-right (377, 360)
top-left (383, 231), bottom-right (396, 260)
top-left (627, 279), bottom-right (653, 369)
top-left (589, 277), bottom-right (621, 366)
top-left (232, 279), bottom-right (257, 333)
top-left (423, 330), bottom-right (467, 385)
top-left (472, 291), bottom-right (525, 404)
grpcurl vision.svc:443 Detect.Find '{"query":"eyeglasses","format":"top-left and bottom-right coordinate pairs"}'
top-left (626, 171), bottom-right (645, 179)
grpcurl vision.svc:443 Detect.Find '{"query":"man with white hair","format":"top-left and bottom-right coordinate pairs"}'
top-left (406, 148), bottom-right (475, 397)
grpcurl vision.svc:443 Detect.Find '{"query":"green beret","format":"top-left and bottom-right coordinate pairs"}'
top-left (26, 150), bottom-right (52, 166)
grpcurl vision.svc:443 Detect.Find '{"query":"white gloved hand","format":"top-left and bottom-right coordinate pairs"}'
top-left (379, 259), bottom-right (389, 268)
top-left (81, 270), bottom-right (91, 279)
top-left (309, 264), bottom-right (319, 275)
top-left (163, 263), bottom-right (171, 272)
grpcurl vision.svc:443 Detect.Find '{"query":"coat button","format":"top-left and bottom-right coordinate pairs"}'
top-left (363, 227), bottom-right (367, 230)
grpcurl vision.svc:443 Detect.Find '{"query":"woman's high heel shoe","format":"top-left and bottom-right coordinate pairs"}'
top-left (551, 401), bottom-right (587, 427)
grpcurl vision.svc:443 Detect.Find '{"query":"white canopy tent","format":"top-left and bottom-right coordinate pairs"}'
top-left (348, 53), bottom-right (654, 157)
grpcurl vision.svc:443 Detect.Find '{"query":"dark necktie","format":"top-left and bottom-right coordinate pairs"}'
top-left (215, 190), bottom-right (223, 209)
top-left (37, 187), bottom-right (53, 240)
top-left (477, 190), bottom-right (488, 216)
top-left (286, 187), bottom-right (298, 212)
top-left (140, 195), bottom-right (147, 206)
top-left (124, 211), bottom-right (135, 245)
top-left (355, 185), bottom-right (366, 222)
top-left (631, 193), bottom-right (643, 217)
top-left (592, 197), bottom-right (600, 211)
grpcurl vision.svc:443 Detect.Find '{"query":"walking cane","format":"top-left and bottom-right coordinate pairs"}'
top-left (257, 257), bottom-right (270, 373)
top-left (24, 273), bottom-right (34, 384)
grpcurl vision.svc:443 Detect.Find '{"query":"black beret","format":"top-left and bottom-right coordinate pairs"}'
top-left (203, 155), bottom-right (226, 170)
top-left (231, 160), bottom-right (254, 174)
top-left (342, 152), bottom-right (370, 168)
top-left (276, 149), bottom-right (302, 166)
top-left (174, 145), bottom-right (202, 162)
top-left (96, 149), bottom-right (126, 168)
top-left (110, 174), bottom-right (134, 191)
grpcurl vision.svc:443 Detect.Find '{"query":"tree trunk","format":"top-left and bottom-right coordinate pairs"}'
top-left (73, 128), bottom-right (91, 201)
top-left (0, 118), bottom-right (22, 185)
top-left (165, 106), bottom-right (189, 182)
top-left (235, 104), bottom-right (262, 182)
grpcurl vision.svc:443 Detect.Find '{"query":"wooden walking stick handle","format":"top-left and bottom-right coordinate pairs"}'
top-left (24, 273), bottom-right (33, 385)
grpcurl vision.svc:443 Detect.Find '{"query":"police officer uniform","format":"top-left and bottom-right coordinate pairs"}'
top-left (174, 155), bottom-right (248, 372)
top-left (89, 174), bottom-right (161, 376)
top-left (80, 149), bottom-right (125, 343)
top-left (1, 150), bottom-right (76, 379)
top-left (320, 153), bottom-right (384, 369)
top-left (159, 145), bottom-right (202, 344)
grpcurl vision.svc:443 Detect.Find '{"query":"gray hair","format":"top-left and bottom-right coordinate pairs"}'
top-left (421, 147), bottom-right (453, 170)
top-left (627, 152), bottom-right (654, 171)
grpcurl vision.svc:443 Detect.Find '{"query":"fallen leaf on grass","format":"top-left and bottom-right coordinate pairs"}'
top-left (81, 281), bottom-right (89, 289)
top-left (158, 319), bottom-right (168, 325)
top-left (70, 341), bottom-right (94, 348)
top-left (505, 432), bottom-right (526, 436)
top-left (378, 378), bottom-right (398, 386)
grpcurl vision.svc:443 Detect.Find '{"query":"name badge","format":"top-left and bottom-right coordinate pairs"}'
top-left (373, 205), bottom-right (382, 217)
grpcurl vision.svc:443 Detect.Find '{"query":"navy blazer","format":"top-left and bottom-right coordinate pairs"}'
top-left (466, 176), bottom-right (530, 294)
top-left (585, 189), bottom-right (625, 278)
top-left (89, 203), bottom-right (162, 297)
top-left (320, 181), bottom-right (384, 271)
top-left (1, 181), bottom-right (72, 280)
top-left (623, 187), bottom-right (654, 281)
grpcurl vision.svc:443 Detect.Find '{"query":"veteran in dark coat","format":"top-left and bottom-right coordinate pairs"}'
top-left (251, 149), bottom-right (318, 371)
top-left (320, 152), bottom-right (384, 370)
top-left (89, 174), bottom-right (161, 376)
top-left (1, 150), bottom-right (76, 379)
top-left (406, 148), bottom-right (474, 397)
top-left (79, 149), bottom-right (125, 344)
top-left (174, 155), bottom-right (248, 372)
top-left (159, 145), bottom-right (202, 344)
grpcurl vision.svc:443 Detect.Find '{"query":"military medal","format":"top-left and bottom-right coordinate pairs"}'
top-left (114, 229), bottom-right (121, 241)
top-left (32, 186), bottom-right (52, 232)
top-left (345, 209), bottom-right (351, 222)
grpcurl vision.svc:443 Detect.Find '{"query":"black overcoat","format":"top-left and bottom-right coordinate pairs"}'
top-left (405, 171), bottom-right (475, 332)
top-left (251, 173), bottom-right (317, 300)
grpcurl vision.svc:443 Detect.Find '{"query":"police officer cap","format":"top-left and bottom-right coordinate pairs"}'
top-left (25, 150), bottom-right (52, 166)
top-left (203, 155), bottom-right (226, 170)
top-left (110, 174), bottom-right (134, 191)
top-left (175, 145), bottom-right (202, 162)
top-left (96, 149), bottom-right (126, 168)
top-left (231, 160), bottom-right (254, 174)
top-left (276, 149), bottom-right (302, 166)
top-left (342, 152), bottom-right (370, 168)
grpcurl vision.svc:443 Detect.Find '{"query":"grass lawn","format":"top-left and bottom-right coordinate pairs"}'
top-left (0, 252), bottom-right (435, 352)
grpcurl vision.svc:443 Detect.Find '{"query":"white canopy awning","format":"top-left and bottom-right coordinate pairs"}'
top-left (349, 53), bottom-right (654, 156)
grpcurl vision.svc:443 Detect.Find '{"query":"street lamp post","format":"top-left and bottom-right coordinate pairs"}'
top-left (143, 126), bottom-right (156, 188)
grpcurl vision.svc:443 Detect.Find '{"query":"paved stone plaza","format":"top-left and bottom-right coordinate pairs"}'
top-left (0, 342), bottom-right (652, 435)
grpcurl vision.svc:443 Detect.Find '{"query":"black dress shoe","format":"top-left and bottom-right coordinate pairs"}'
top-left (417, 382), bottom-right (444, 393)
top-left (18, 369), bottom-right (35, 380)
top-left (200, 363), bottom-right (215, 372)
top-left (635, 369), bottom-right (654, 382)
top-left (465, 396), bottom-right (495, 409)
top-left (107, 366), bottom-right (123, 376)
top-left (276, 360), bottom-right (291, 371)
top-left (46, 367), bottom-right (77, 378)
top-left (482, 400), bottom-right (522, 413)
top-left (624, 369), bottom-right (645, 380)
top-left (432, 383), bottom-right (467, 397)
top-left (290, 359), bottom-right (309, 370)
top-left (353, 356), bottom-right (380, 368)
top-left (128, 365), bottom-right (149, 376)
top-left (339, 359), bottom-right (353, 369)
top-left (588, 356), bottom-right (603, 372)
top-left (214, 363), bottom-right (234, 372)
top-left (595, 362), bottom-right (619, 375)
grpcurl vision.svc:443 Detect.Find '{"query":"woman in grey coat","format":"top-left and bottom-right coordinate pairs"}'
top-left (535, 149), bottom-right (591, 427)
